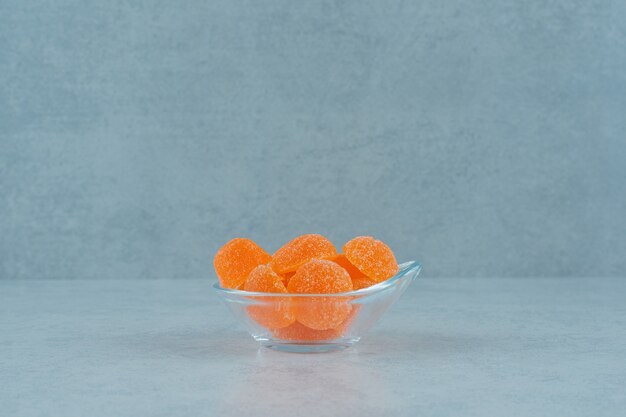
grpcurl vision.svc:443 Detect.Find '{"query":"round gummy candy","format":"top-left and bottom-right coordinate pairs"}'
top-left (269, 234), bottom-right (337, 274)
top-left (287, 259), bottom-right (353, 330)
top-left (343, 236), bottom-right (398, 283)
top-left (243, 265), bottom-right (295, 329)
top-left (272, 307), bottom-right (359, 341)
top-left (287, 259), bottom-right (353, 294)
top-left (214, 238), bottom-right (272, 289)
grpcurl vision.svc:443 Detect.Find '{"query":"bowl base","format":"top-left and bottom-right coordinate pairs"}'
top-left (258, 336), bottom-right (360, 353)
top-left (263, 342), bottom-right (352, 353)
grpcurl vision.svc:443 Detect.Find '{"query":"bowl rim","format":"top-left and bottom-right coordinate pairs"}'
top-left (212, 260), bottom-right (421, 297)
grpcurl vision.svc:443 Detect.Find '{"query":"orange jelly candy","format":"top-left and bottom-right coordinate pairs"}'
top-left (213, 238), bottom-right (272, 289)
top-left (243, 265), bottom-right (295, 329)
top-left (272, 306), bottom-right (360, 341)
top-left (351, 276), bottom-right (379, 290)
top-left (272, 321), bottom-right (342, 342)
top-left (343, 236), bottom-right (398, 283)
top-left (280, 271), bottom-right (296, 287)
top-left (287, 259), bottom-right (353, 330)
top-left (332, 254), bottom-right (378, 290)
top-left (269, 234), bottom-right (337, 274)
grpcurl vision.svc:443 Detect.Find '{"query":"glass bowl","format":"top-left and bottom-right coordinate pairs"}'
top-left (212, 260), bottom-right (421, 353)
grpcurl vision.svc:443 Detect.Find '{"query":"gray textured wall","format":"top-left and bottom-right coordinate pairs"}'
top-left (1, 0), bottom-right (625, 279)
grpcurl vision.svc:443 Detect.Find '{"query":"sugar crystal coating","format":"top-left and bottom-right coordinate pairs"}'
top-left (213, 238), bottom-right (272, 289)
top-left (332, 254), bottom-right (367, 279)
top-left (331, 254), bottom-right (377, 289)
top-left (244, 265), bottom-right (295, 329)
top-left (351, 276), bottom-right (379, 290)
top-left (342, 236), bottom-right (398, 283)
top-left (287, 259), bottom-right (353, 330)
top-left (288, 259), bottom-right (352, 294)
top-left (269, 234), bottom-right (337, 274)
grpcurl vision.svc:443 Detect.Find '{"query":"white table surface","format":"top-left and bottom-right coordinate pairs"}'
top-left (1, 277), bottom-right (625, 417)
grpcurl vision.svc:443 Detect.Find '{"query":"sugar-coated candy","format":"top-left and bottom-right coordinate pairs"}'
top-left (351, 276), bottom-right (379, 290)
top-left (331, 254), bottom-right (367, 279)
top-left (244, 265), bottom-right (295, 329)
top-left (288, 259), bottom-right (353, 294)
top-left (214, 238), bottom-right (272, 289)
top-left (343, 236), bottom-right (398, 283)
top-left (332, 254), bottom-right (377, 290)
top-left (272, 307), bottom-right (359, 341)
top-left (287, 259), bottom-right (353, 330)
top-left (269, 234), bottom-right (337, 274)
top-left (337, 304), bottom-right (359, 334)
top-left (272, 321), bottom-right (342, 342)
top-left (280, 271), bottom-right (296, 287)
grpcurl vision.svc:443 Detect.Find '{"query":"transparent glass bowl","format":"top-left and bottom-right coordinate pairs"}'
top-left (213, 260), bottom-right (421, 353)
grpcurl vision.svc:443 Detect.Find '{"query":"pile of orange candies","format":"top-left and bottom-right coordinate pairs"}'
top-left (213, 234), bottom-right (398, 341)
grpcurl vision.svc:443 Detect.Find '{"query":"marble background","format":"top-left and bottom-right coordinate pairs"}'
top-left (1, 0), bottom-right (625, 279)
